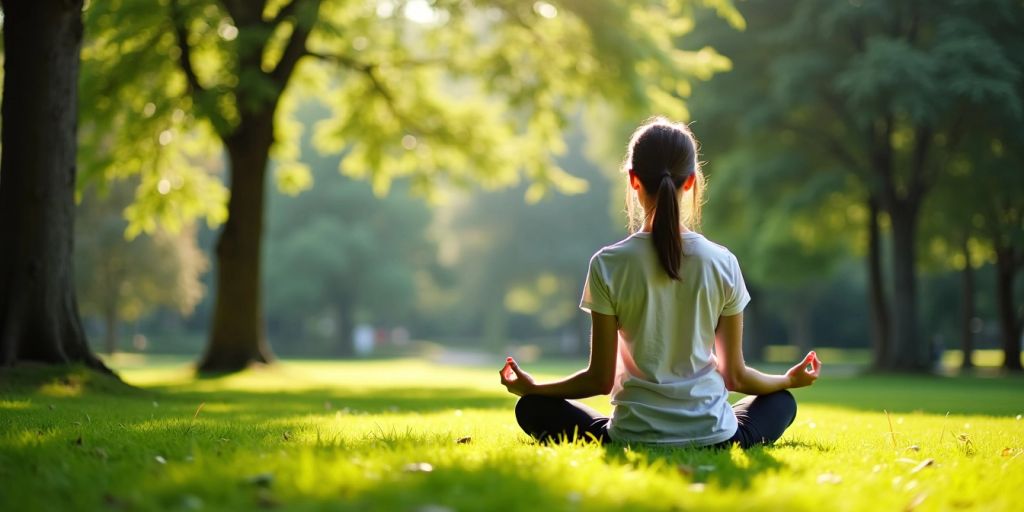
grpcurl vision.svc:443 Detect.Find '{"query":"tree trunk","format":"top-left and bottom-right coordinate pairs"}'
top-left (866, 196), bottom-right (891, 370)
top-left (104, 307), bottom-right (119, 355)
top-left (787, 297), bottom-right (813, 355)
top-left (197, 116), bottom-right (275, 372)
top-left (0, 0), bottom-right (111, 374)
top-left (337, 297), bottom-right (356, 357)
top-left (886, 200), bottom-right (928, 371)
top-left (959, 238), bottom-right (975, 370)
top-left (742, 284), bottom-right (767, 362)
top-left (995, 247), bottom-right (1022, 372)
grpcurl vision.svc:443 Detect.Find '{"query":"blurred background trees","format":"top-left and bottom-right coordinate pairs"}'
top-left (75, 182), bottom-right (207, 354)
top-left (686, 0), bottom-right (1023, 371)
top-left (76, 0), bottom-right (736, 371)
top-left (1, 0), bottom-right (1020, 374)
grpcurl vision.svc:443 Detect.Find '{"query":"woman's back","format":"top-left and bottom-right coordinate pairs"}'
top-left (502, 117), bottom-right (816, 449)
top-left (581, 231), bottom-right (748, 445)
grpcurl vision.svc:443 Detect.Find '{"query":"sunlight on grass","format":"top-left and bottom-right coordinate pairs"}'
top-left (1, 358), bottom-right (1022, 511)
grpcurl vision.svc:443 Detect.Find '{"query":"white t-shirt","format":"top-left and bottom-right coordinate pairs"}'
top-left (579, 231), bottom-right (750, 446)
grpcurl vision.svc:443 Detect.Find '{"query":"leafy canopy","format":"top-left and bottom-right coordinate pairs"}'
top-left (79, 0), bottom-right (738, 235)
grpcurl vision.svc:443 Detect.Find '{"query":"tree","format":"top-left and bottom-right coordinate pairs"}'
top-left (75, 183), bottom-right (207, 354)
top-left (79, 0), bottom-right (737, 371)
top-left (683, 7), bottom-right (861, 360)
top-left (0, 0), bottom-right (111, 372)
top-left (960, 124), bottom-right (1024, 372)
top-left (686, 0), bottom-right (1023, 371)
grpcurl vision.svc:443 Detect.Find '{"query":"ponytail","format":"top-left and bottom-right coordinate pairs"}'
top-left (652, 172), bottom-right (683, 280)
top-left (623, 117), bottom-right (703, 281)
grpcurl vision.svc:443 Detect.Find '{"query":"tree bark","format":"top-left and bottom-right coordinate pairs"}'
top-left (886, 200), bottom-right (928, 371)
top-left (197, 116), bottom-right (276, 372)
top-left (959, 238), bottom-right (975, 370)
top-left (189, 0), bottom-right (320, 372)
top-left (866, 196), bottom-right (891, 370)
top-left (0, 0), bottom-right (111, 374)
top-left (337, 296), bottom-right (356, 357)
top-left (995, 247), bottom-right (1022, 372)
top-left (104, 307), bottom-right (119, 355)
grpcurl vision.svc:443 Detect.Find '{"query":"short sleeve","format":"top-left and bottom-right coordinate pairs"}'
top-left (721, 253), bottom-right (751, 316)
top-left (580, 253), bottom-right (615, 315)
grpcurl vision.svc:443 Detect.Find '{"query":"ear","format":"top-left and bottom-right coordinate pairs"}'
top-left (628, 169), bottom-right (641, 191)
top-left (682, 173), bottom-right (696, 192)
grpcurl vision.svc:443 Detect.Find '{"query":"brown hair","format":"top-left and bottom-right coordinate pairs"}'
top-left (623, 117), bottom-right (704, 280)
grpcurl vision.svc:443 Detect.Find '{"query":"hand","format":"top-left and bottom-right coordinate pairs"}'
top-left (786, 351), bottom-right (822, 389)
top-left (499, 357), bottom-right (536, 397)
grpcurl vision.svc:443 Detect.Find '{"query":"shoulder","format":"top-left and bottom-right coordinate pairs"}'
top-left (685, 234), bottom-right (741, 268)
top-left (589, 235), bottom-right (644, 266)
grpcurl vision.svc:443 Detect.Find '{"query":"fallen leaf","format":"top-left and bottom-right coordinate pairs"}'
top-left (905, 493), bottom-right (927, 511)
top-left (677, 464), bottom-right (694, 477)
top-left (246, 473), bottom-right (274, 488)
top-left (282, 431), bottom-right (291, 441)
top-left (403, 462), bottom-right (433, 473)
top-left (909, 458), bottom-right (934, 474)
top-left (817, 472), bottom-right (842, 485)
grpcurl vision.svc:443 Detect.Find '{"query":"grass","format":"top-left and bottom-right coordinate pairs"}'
top-left (0, 357), bottom-right (1022, 512)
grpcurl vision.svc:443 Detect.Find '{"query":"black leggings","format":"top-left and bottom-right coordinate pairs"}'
top-left (515, 390), bottom-right (797, 449)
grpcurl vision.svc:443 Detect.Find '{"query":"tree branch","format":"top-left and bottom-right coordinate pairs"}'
top-left (269, 0), bottom-right (322, 91)
top-left (266, 0), bottom-right (300, 26)
top-left (907, 124), bottom-right (933, 205)
top-left (169, 0), bottom-right (205, 96)
top-left (168, 0), bottom-right (234, 136)
top-left (304, 51), bottom-right (430, 135)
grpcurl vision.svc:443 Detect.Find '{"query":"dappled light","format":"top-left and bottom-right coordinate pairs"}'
top-left (1, 0), bottom-right (1022, 510)
top-left (2, 360), bottom-right (1022, 510)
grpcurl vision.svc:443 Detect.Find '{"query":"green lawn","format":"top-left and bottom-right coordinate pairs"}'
top-left (1, 357), bottom-right (1022, 511)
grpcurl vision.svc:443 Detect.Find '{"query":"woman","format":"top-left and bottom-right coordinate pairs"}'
top-left (499, 118), bottom-right (822, 448)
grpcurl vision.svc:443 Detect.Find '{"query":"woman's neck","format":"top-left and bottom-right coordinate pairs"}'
top-left (641, 221), bottom-right (690, 234)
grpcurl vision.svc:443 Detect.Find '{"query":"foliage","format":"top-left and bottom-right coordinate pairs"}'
top-left (262, 103), bottom-right (437, 350)
top-left (75, 182), bottom-right (208, 348)
top-left (682, 0), bottom-right (1024, 367)
top-left (423, 124), bottom-right (620, 346)
top-left (0, 358), bottom-right (1022, 511)
top-left (77, 0), bottom-right (738, 233)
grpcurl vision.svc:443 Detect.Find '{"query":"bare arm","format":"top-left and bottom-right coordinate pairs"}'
top-left (714, 312), bottom-right (821, 395)
top-left (500, 312), bottom-right (618, 399)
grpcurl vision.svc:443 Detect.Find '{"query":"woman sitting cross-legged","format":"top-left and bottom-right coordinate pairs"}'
top-left (499, 117), bottom-right (822, 449)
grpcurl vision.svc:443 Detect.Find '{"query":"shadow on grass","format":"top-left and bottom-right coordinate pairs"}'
top-left (599, 441), bottom-right (786, 490)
